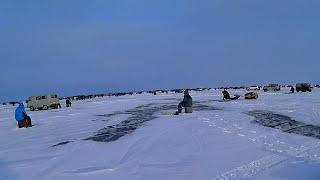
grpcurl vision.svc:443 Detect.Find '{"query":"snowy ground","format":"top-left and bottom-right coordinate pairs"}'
top-left (1, 88), bottom-right (320, 180)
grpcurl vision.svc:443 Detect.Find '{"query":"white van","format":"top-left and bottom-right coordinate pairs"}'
top-left (27, 94), bottom-right (61, 111)
top-left (263, 84), bottom-right (281, 92)
top-left (296, 83), bottom-right (313, 92)
top-left (247, 86), bottom-right (260, 91)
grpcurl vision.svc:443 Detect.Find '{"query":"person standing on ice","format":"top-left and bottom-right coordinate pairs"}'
top-left (66, 98), bottom-right (72, 107)
top-left (290, 86), bottom-right (295, 93)
top-left (174, 90), bottom-right (193, 115)
top-left (15, 103), bottom-right (33, 128)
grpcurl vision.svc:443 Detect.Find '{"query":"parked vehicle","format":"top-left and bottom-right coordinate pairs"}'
top-left (27, 94), bottom-right (61, 111)
top-left (247, 86), bottom-right (260, 91)
top-left (263, 84), bottom-right (281, 92)
top-left (296, 83), bottom-right (312, 92)
top-left (245, 92), bottom-right (259, 99)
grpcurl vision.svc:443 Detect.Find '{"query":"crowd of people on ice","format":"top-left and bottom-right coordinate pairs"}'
top-left (13, 88), bottom-right (298, 128)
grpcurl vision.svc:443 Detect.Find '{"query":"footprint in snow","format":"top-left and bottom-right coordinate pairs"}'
top-left (232, 124), bottom-right (243, 130)
top-left (209, 124), bottom-right (216, 127)
top-left (264, 143), bottom-right (274, 147)
top-left (223, 130), bottom-right (232, 134)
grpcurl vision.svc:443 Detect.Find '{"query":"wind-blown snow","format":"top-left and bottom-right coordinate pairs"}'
top-left (1, 89), bottom-right (320, 180)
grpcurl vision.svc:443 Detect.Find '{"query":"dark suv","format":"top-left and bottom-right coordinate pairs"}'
top-left (296, 83), bottom-right (312, 92)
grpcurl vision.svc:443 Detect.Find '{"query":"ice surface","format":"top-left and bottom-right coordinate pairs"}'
top-left (247, 110), bottom-right (320, 139)
top-left (1, 89), bottom-right (320, 180)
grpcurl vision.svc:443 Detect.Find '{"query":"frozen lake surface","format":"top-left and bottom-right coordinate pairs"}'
top-left (1, 88), bottom-right (320, 180)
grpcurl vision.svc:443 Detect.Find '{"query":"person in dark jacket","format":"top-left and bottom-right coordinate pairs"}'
top-left (222, 89), bottom-right (240, 100)
top-left (174, 90), bottom-right (193, 115)
top-left (290, 86), bottom-right (295, 93)
top-left (15, 103), bottom-right (33, 128)
top-left (222, 89), bottom-right (231, 100)
top-left (66, 99), bottom-right (72, 107)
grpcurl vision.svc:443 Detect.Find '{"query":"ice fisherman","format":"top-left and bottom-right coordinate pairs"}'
top-left (15, 103), bottom-right (33, 128)
top-left (290, 86), bottom-right (295, 93)
top-left (174, 90), bottom-right (193, 115)
top-left (222, 89), bottom-right (231, 100)
top-left (66, 99), bottom-right (72, 107)
top-left (222, 89), bottom-right (240, 100)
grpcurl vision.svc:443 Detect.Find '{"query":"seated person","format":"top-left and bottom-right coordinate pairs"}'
top-left (175, 90), bottom-right (193, 115)
top-left (222, 90), bottom-right (240, 100)
top-left (15, 103), bottom-right (33, 128)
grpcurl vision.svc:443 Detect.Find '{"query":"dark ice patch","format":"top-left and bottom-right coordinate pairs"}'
top-left (86, 102), bottom-right (221, 143)
top-left (193, 102), bottom-right (223, 111)
top-left (247, 111), bottom-right (320, 139)
top-left (51, 141), bottom-right (72, 147)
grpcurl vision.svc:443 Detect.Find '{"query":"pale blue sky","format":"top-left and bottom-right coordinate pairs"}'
top-left (1, 0), bottom-right (320, 101)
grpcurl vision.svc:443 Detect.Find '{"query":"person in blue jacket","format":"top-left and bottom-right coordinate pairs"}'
top-left (15, 103), bottom-right (33, 128)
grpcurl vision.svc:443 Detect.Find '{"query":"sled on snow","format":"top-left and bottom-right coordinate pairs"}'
top-left (223, 95), bottom-right (241, 101)
top-left (245, 92), bottom-right (259, 99)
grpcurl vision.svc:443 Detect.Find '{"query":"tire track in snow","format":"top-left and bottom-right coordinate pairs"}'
top-left (199, 114), bottom-right (320, 179)
top-left (212, 143), bottom-right (320, 180)
top-left (200, 114), bottom-right (318, 158)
